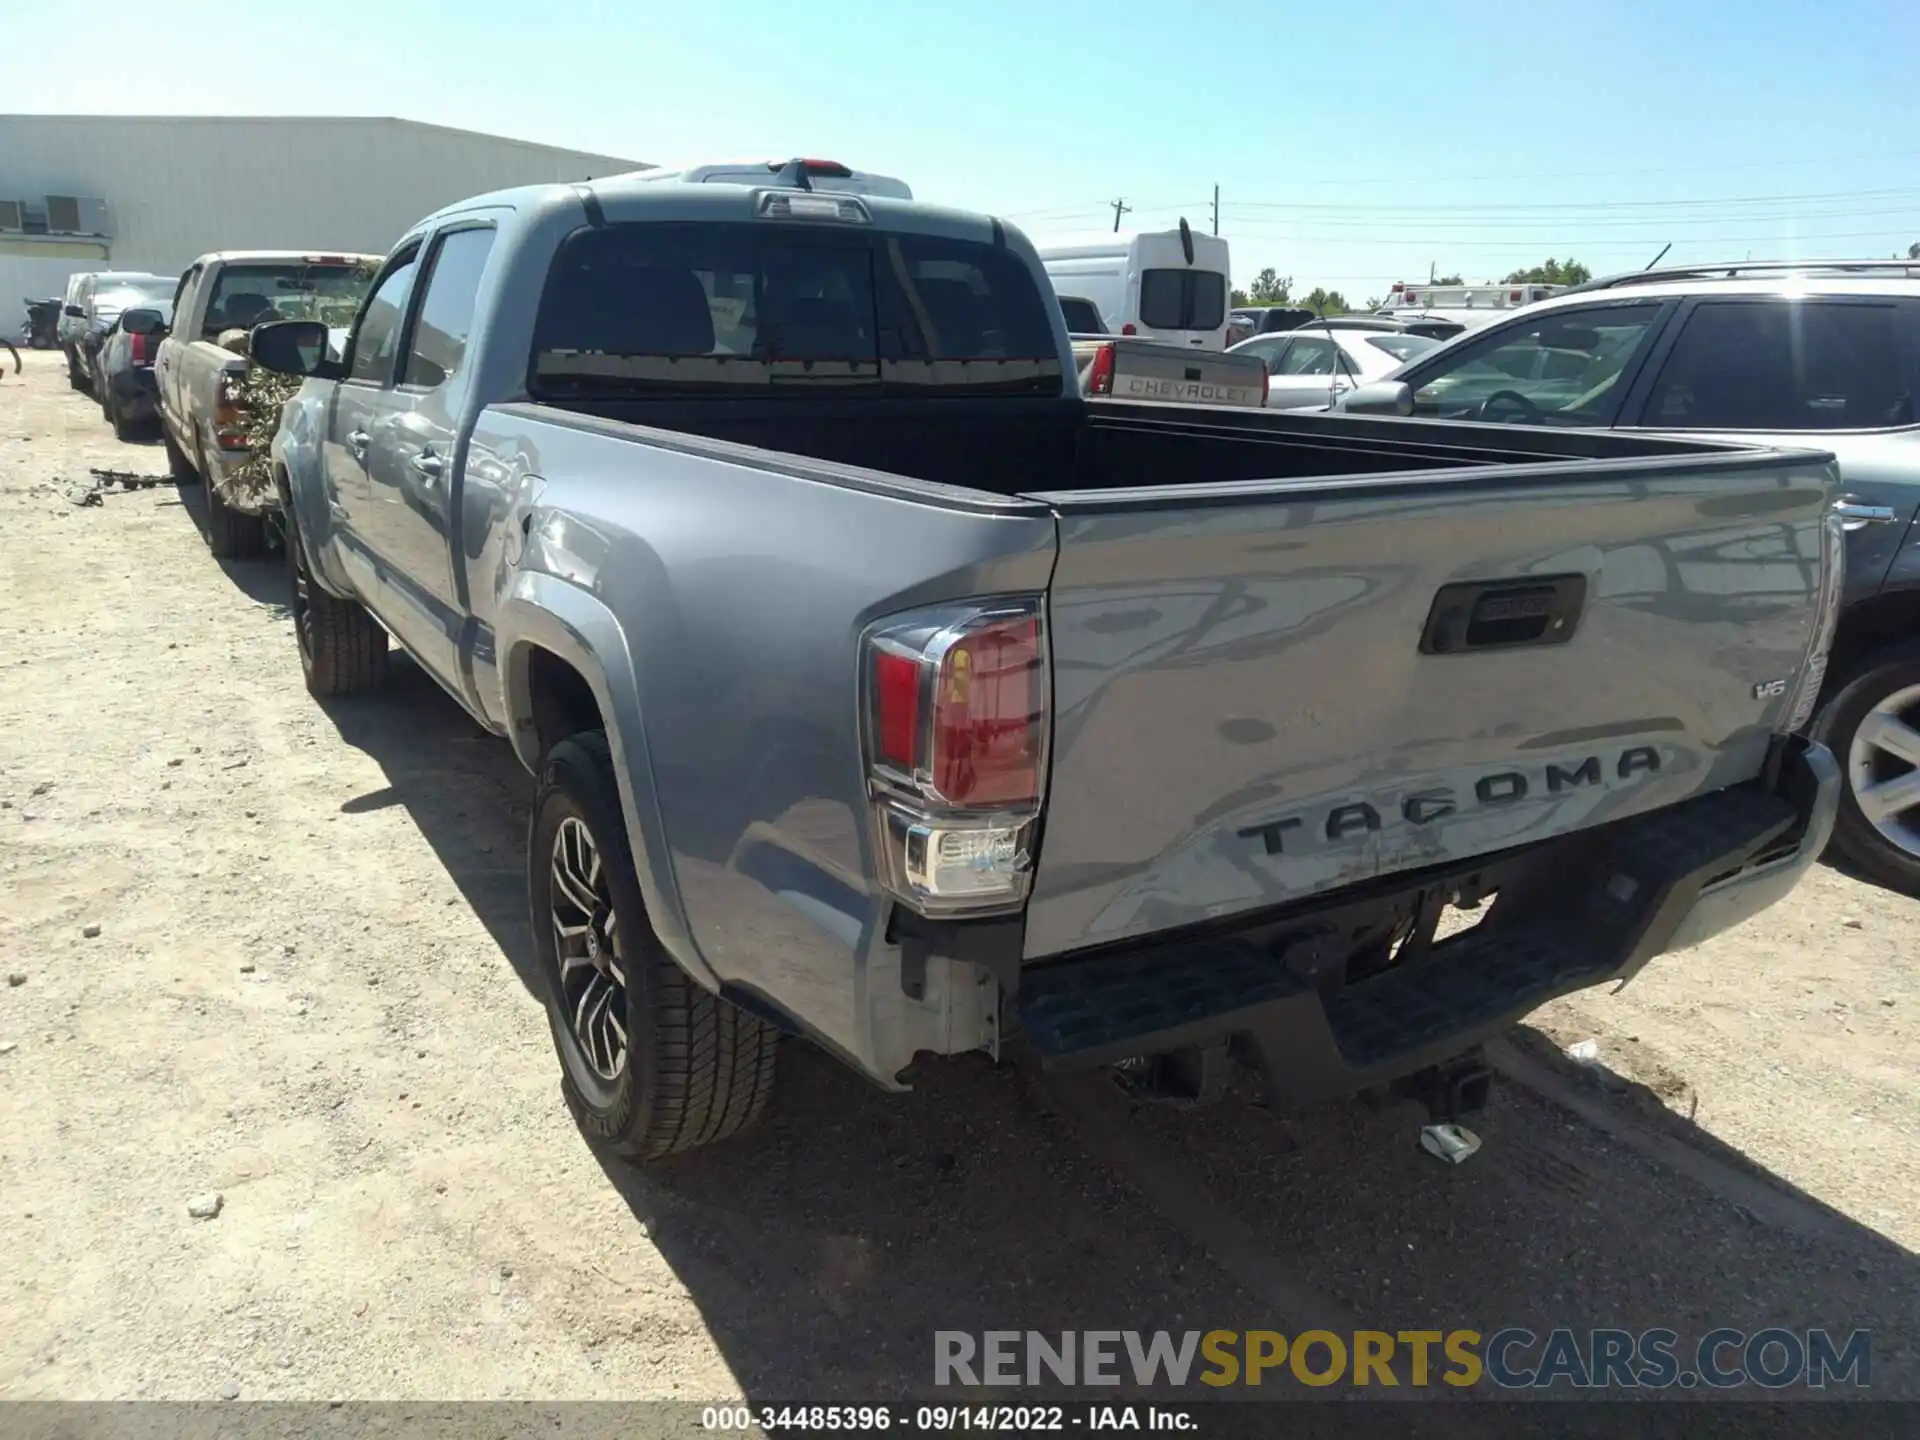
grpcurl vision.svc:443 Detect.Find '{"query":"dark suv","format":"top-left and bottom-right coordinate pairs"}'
top-left (1341, 259), bottom-right (1920, 891)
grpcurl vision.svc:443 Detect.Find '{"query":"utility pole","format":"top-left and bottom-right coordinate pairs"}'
top-left (1211, 185), bottom-right (1219, 235)
top-left (1110, 198), bottom-right (1131, 233)
top-left (1429, 260), bottom-right (1436, 284)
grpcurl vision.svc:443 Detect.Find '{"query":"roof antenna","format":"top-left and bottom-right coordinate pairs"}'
top-left (1312, 290), bottom-right (1344, 412)
top-left (1643, 242), bottom-right (1672, 271)
top-left (1178, 217), bottom-right (1195, 265)
top-left (769, 158), bottom-right (814, 192)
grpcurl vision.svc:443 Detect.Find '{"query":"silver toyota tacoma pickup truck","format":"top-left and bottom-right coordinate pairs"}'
top-left (252, 165), bottom-right (1846, 1166)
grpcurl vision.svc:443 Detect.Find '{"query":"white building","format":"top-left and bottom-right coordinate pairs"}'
top-left (0, 114), bottom-right (647, 308)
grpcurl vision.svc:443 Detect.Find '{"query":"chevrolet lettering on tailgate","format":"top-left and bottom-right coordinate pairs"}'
top-left (1076, 337), bottom-right (1270, 409)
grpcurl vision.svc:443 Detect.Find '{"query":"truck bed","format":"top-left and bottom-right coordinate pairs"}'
top-left (489, 394), bottom-right (1835, 968)
top-left (530, 393), bottom-right (1721, 496)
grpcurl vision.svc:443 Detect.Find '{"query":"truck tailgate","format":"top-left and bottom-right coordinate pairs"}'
top-left (1078, 338), bottom-right (1268, 408)
top-left (1021, 452), bottom-right (1838, 960)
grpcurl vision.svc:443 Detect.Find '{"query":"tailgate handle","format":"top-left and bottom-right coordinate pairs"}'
top-left (1420, 574), bottom-right (1587, 655)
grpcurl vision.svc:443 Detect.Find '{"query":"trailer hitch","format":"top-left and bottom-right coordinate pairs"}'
top-left (1382, 1047), bottom-right (1495, 1124)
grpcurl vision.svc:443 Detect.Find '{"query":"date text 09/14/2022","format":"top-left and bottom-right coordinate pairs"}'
top-left (701, 1405), bottom-right (1195, 1432)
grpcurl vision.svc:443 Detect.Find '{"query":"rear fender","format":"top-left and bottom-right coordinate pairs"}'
top-left (498, 570), bottom-right (716, 990)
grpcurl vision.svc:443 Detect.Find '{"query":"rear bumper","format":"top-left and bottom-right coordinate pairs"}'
top-left (1015, 737), bottom-right (1839, 1104)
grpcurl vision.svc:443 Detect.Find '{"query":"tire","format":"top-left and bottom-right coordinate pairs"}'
top-left (205, 477), bottom-right (269, 559)
top-left (164, 425), bottom-right (199, 482)
top-left (1813, 640), bottom-right (1920, 894)
top-left (66, 349), bottom-right (85, 389)
top-left (109, 393), bottom-right (139, 443)
top-left (532, 732), bottom-right (779, 1163)
top-left (286, 506), bottom-right (387, 696)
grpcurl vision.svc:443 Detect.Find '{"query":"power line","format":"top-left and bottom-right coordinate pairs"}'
top-left (1218, 184), bottom-right (1920, 215)
top-left (1237, 148), bottom-right (1920, 190)
top-left (1218, 211), bottom-right (1920, 237)
top-left (1215, 228), bottom-right (1918, 249)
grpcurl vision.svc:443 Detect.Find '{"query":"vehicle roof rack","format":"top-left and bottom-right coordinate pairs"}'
top-left (1560, 258), bottom-right (1920, 297)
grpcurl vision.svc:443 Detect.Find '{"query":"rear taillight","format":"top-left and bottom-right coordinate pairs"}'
top-left (1784, 507), bottom-right (1847, 734)
top-left (1260, 367), bottom-right (1270, 407)
top-left (1086, 342), bottom-right (1116, 396)
top-left (128, 332), bottom-right (151, 365)
top-left (215, 372), bottom-right (247, 450)
top-left (862, 599), bottom-right (1049, 915)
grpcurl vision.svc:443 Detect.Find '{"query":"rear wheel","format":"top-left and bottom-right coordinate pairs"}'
top-left (65, 349), bottom-right (85, 389)
top-left (205, 478), bottom-right (269, 559)
top-left (1814, 641), bottom-right (1920, 894)
top-left (286, 505), bottom-right (387, 696)
top-left (532, 732), bottom-right (780, 1163)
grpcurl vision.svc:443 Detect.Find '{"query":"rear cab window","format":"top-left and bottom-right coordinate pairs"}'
top-left (529, 221), bottom-right (1064, 399)
top-left (1638, 299), bottom-right (1920, 431)
top-left (92, 277), bottom-right (176, 317)
top-left (1058, 297), bottom-right (1105, 334)
top-left (201, 261), bottom-right (376, 338)
top-left (1138, 269), bottom-right (1227, 332)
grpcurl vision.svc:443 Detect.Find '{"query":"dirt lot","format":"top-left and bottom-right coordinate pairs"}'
top-left (2, 349), bottom-right (1918, 1405)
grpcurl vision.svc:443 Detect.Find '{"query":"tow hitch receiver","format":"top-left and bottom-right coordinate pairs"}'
top-left (1384, 1048), bottom-right (1494, 1124)
top-left (1115, 1042), bottom-right (1231, 1108)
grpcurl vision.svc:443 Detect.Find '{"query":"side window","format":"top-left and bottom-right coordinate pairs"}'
top-left (1281, 337), bottom-right (1337, 376)
top-left (1641, 301), bottom-right (1918, 432)
top-left (346, 249), bottom-right (421, 386)
top-left (402, 228), bottom-right (496, 389)
top-left (1235, 337), bottom-right (1288, 371)
top-left (1408, 302), bottom-right (1665, 427)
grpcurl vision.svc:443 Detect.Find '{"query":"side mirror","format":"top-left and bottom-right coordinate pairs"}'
top-left (64, 304), bottom-right (85, 318)
top-left (122, 308), bottom-right (168, 337)
top-left (1338, 380), bottom-right (1414, 417)
top-left (250, 319), bottom-right (341, 379)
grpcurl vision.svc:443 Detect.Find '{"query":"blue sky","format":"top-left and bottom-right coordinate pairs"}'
top-left (7, 0), bottom-right (1920, 303)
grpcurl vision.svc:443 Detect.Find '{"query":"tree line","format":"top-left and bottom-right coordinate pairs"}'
top-left (1231, 259), bottom-right (1593, 315)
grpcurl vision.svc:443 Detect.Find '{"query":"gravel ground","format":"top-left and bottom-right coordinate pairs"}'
top-left (2, 350), bottom-right (1916, 1407)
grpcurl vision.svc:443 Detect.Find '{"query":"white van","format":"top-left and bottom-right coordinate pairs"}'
top-left (621, 158), bottom-right (913, 200)
top-left (1033, 224), bottom-right (1231, 350)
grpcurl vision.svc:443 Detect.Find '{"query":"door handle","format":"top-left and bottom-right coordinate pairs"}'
top-left (408, 452), bottom-right (444, 483)
top-left (1834, 498), bottom-right (1898, 530)
top-left (346, 429), bottom-right (370, 460)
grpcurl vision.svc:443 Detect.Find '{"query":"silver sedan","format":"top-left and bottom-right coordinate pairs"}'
top-left (1229, 324), bottom-right (1440, 409)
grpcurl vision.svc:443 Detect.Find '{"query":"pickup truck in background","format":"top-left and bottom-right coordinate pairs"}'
top-left (156, 249), bottom-right (380, 558)
top-left (252, 170), bottom-right (1844, 1169)
top-left (1074, 334), bottom-right (1269, 408)
top-left (1064, 294), bottom-right (1268, 408)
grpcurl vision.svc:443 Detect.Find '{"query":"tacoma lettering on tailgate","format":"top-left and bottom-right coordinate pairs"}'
top-left (1237, 746), bottom-right (1663, 855)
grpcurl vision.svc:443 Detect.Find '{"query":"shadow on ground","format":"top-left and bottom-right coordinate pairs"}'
top-left (173, 478), bottom-right (290, 614)
top-left (317, 658), bottom-right (1920, 1407)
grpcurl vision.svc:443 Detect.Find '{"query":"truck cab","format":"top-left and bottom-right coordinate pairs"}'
top-left (155, 249), bottom-right (380, 557)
